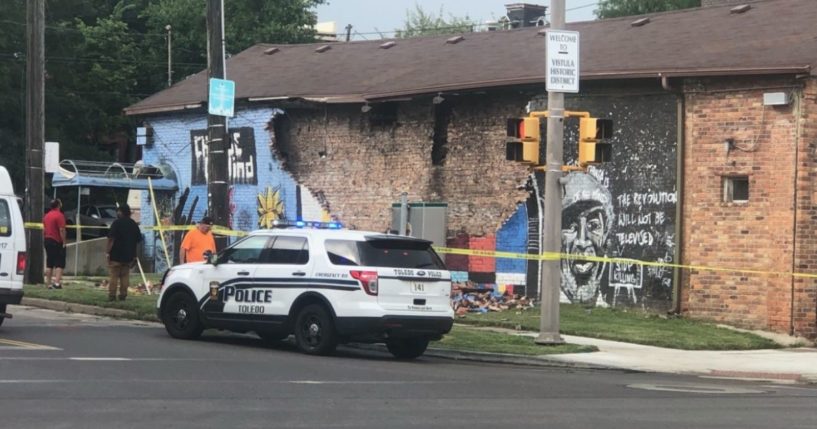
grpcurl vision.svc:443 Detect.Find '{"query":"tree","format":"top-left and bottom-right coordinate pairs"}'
top-left (595, 0), bottom-right (701, 19)
top-left (396, 5), bottom-right (476, 38)
top-left (0, 0), bottom-right (326, 192)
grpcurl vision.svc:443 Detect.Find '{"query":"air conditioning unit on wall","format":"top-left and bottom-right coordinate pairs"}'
top-left (762, 92), bottom-right (791, 106)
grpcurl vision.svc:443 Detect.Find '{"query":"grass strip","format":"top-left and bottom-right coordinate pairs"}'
top-left (433, 325), bottom-right (596, 355)
top-left (458, 304), bottom-right (780, 350)
top-left (24, 280), bottom-right (159, 322)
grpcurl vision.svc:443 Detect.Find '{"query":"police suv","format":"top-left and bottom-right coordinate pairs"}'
top-left (157, 221), bottom-right (454, 359)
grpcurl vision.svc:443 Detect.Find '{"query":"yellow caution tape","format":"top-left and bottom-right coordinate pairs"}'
top-left (22, 222), bottom-right (817, 279)
top-left (432, 246), bottom-right (817, 280)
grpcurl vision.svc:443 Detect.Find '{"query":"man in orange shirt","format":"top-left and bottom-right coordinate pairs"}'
top-left (179, 217), bottom-right (216, 264)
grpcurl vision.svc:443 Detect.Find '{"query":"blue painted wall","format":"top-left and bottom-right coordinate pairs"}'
top-left (496, 203), bottom-right (527, 274)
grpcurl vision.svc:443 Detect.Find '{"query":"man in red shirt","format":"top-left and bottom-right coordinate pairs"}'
top-left (43, 199), bottom-right (67, 289)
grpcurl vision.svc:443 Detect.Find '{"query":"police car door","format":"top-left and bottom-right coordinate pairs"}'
top-left (211, 234), bottom-right (269, 317)
top-left (254, 234), bottom-right (312, 318)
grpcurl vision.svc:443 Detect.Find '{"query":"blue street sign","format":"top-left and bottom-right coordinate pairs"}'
top-left (208, 78), bottom-right (235, 117)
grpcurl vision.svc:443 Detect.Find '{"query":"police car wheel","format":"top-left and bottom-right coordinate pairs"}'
top-left (162, 292), bottom-right (204, 340)
top-left (386, 337), bottom-right (430, 360)
top-left (294, 304), bottom-right (338, 355)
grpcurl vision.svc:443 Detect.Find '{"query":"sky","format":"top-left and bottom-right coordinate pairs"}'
top-left (315, 0), bottom-right (599, 41)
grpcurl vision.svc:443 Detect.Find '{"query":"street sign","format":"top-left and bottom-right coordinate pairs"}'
top-left (208, 78), bottom-right (235, 117)
top-left (545, 30), bottom-right (580, 93)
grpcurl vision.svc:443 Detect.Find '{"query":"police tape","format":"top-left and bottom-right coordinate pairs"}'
top-left (23, 222), bottom-right (247, 237)
top-left (21, 222), bottom-right (817, 279)
top-left (432, 247), bottom-right (817, 280)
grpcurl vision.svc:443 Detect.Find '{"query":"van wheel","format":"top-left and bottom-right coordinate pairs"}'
top-left (386, 337), bottom-right (430, 359)
top-left (162, 292), bottom-right (204, 340)
top-left (294, 304), bottom-right (338, 355)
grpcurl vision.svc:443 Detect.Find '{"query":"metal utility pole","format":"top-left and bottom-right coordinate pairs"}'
top-left (25, 0), bottom-right (45, 285)
top-left (206, 0), bottom-right (229, 248)
top-left (165, 25), bottom-right (172, 87)
top-left (345, 24), bottom-right (353, 42)
top-left (536, 0), bottom-right (566, 345)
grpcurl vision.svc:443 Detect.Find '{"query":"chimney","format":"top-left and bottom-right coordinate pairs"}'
top-left (701, 0), bottom-right (749, 6)
top-left (504, 3), bottom-right (548, 28)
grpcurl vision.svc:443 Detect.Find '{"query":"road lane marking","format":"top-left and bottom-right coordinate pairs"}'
top-left (0, 338), bottom-right (61, 350)
top-left (69, 357), bottom-right (131, 361)
top-left (0, 379), bottom-right (449, 384)
top-left (627, 383), bottom-right (766, 394)
top-left (288, 380), bottom-right (441, 385)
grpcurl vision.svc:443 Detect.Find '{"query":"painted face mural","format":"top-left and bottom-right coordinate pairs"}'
top-left (560, 173), bottom-right (614, 304)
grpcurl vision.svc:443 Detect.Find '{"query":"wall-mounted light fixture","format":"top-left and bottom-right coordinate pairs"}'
top-left (318, 150), bottom-right (327, 159)
top-left (361, 103), bottom-right (372, 113)
top-left (432, 93), bottom-right (445, 105)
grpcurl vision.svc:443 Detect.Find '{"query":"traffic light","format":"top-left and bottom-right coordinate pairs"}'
top-left (578, 117), bottom-right (613, 166)
top-left (505, 117), bottom-right (542, 164)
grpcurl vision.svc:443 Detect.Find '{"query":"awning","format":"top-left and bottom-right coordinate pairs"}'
top-left (51, 160), bottom-right (178, 191)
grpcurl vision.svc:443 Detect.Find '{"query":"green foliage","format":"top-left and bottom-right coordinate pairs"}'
top-left (396, 4), bottom-right (476, 38)
top-left (0, 0), bottom-right (325, 191)
top-left (595, 0), bottom-right (701, 19)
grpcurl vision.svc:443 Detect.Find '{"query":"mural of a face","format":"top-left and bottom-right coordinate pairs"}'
top-left (560, 173), bottom-right (614, 304)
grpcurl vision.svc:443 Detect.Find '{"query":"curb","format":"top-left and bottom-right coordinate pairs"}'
top-left (342, 343), bottom-right (613, 370)
top-left (21, 297), bottom-right (145, 320)
top-left (17, 298), bottom-right (607, 370)
top-left (16, 298), bottom-right (815, 383)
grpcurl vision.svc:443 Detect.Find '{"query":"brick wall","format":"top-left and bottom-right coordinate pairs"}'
top-left (282, 92), bottom-right (531, 235)
top-left (681, 76), bottom-right (813, 336)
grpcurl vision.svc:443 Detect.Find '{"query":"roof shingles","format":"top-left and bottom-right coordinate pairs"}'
top-left (126, 0), bottom-right (817, 115)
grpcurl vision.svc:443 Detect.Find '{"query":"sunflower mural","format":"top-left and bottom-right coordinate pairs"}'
top-left (257, 186), bottom-right (285, 228)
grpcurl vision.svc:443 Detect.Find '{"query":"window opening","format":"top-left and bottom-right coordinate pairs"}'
top-left (723, 176), bottom-right (749, 202)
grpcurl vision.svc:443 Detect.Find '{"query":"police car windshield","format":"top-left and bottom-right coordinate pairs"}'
top-left (325, 239), bottom-right (445, 269)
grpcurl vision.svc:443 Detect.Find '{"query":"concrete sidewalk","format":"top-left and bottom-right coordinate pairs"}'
top-left (13, 299), bottom-right (817, 384)
top-left (545, 334), bottom-right (817, 384)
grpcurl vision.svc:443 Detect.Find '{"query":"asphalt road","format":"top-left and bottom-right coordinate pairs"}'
top-left (0, 306), bottom-right (815, 429)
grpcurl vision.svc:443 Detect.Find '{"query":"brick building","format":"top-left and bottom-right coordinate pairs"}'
top-left (126, 0), bottom-right (817, 338)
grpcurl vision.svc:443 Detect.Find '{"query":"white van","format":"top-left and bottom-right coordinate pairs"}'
top-left (0, 166), bottom-right (26, 326)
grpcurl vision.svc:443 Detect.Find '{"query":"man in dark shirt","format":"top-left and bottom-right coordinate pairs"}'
top-left (106, 204), bottom-right (143, 301)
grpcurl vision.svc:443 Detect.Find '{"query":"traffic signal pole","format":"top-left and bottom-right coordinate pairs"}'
top-left (536, 0), bottom-right (566, 345)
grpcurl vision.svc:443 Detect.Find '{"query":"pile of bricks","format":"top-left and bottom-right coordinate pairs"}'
top-left (451, 282), bottom-right (534, 316)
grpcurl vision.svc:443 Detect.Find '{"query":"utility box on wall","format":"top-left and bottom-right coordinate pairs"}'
top-left (391, 202), bottom-right (447, 247)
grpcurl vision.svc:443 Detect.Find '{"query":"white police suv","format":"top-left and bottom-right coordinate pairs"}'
top-left (157, 221), bottom-right (454, 359)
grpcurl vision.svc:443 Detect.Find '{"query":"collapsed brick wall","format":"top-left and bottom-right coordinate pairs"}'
top-left (681, 76), bottom-right (815, 337)
top-left (281, 92), bottom-right (532, 236)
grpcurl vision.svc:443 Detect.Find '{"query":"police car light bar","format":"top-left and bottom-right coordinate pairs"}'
top-left (271, 220), bottom-right (343, 229)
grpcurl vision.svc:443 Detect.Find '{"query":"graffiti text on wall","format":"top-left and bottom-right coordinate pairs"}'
top-left (191, 127), bottom-right (258, 185)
